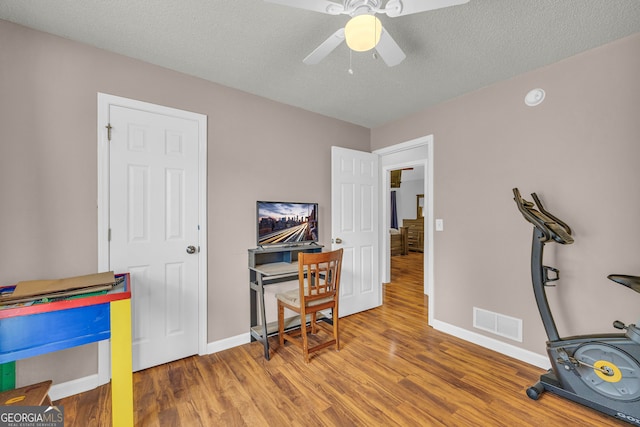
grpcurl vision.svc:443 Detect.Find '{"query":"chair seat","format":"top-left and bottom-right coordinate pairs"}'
top-left (275, 288), bottom-right (333, 308)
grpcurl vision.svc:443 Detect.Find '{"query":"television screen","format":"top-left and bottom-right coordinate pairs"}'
top-left (257, 201), bottom-right (318, 246)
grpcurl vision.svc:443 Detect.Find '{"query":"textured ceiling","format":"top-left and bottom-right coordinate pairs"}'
top-left (1, 0), bottom-right (639, 128)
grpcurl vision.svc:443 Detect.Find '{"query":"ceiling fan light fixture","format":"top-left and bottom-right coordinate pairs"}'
top-left (344, 15), bottom-right (382, 52)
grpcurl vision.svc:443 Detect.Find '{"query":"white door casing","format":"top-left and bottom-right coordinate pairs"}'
top-left (375, 135), bottom-right (434, 325)
top-left (331, 146), bottom-right (380, 317)
top-left (97, 94), bottom-right (207, 377)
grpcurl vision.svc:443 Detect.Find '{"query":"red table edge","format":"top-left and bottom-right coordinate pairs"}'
top-left (0, 273), bottom-right (131, 320)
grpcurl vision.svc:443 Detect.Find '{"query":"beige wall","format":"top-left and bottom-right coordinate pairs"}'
top-left (0, 20), bottom-right (370, 385)
top-left (372, 33), bottom-right (640, 354)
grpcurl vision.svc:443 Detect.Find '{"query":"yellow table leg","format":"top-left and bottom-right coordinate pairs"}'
top-left (110, 299), bottom-right (133, 427)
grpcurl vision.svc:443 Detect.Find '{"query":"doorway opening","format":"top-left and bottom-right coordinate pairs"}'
top-left (375, 135), bottom-right (434, 325)
top-left (388, 165), bottom-right (425, 284)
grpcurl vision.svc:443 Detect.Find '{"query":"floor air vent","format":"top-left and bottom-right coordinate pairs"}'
top-left (473, 307), bottom-right (523, 342)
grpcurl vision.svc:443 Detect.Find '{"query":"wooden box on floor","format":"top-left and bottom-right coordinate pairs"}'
top-left (0, 380), bottom-right (52, 406)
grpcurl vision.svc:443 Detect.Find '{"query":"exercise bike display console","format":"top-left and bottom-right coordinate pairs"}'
top-left (513, 188), bottom-right (640, 426)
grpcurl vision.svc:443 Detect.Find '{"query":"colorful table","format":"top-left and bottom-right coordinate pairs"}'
top-left (0, 273), bottom-right (133, 427)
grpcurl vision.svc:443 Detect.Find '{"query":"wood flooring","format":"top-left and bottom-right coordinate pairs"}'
top-left (55, 252), bottom-right (627, 426)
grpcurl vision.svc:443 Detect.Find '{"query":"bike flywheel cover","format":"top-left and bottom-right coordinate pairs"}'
top-left (594, 359), bottom-right (623, 383)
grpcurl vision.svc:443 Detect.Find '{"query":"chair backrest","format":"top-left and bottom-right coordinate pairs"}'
top-left (297, 249), bottom-right (343, 308)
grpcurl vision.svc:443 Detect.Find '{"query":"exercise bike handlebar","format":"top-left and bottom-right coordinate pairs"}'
top-left (513, 188), bottom-right (574, 245)
top-left (530, 192), bottom-right (572, 236)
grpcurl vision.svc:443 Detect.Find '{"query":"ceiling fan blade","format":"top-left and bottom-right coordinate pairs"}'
top-left (264, 0), bottom-right (344, 15)
top-left (384, 0), bottom-right (469, 18)
top-left (303, 28), bottom-right (345, 65)
top-left (375, 27), bottom-right (406, 67)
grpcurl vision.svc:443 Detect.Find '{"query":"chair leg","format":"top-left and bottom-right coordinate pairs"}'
top-left (333, 308), bottom-right (340, 351)
top-left (311, 312), bottom-right (317, 334)
top-left (300, 313), bottom-right (310, 363)
top-left (278, 301), bottom-right (285, 346)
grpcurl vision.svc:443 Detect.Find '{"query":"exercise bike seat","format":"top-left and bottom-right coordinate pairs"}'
top-left (607, 274), bottom-right (640, 294)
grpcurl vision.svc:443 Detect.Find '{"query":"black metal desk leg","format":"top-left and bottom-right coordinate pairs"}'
top-left (249, 277), bottom-right (257, 341)
top-left (257, 274), bottom-right (270, 360)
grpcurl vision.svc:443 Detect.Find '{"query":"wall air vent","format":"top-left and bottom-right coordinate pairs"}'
top-left (473, 307), bottom-right (523, 342)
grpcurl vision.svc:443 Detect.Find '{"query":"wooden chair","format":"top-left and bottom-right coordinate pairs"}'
top-left (276, 248), bottom-right (343, 363)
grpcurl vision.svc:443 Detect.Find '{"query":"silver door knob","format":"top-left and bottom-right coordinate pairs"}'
top-left (186, 245), bottom-right (197, 254)
top-left (334, 238), bottom-right (342, 244)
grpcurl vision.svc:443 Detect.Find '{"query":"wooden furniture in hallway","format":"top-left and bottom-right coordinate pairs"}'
top-left (403, 217), bottom-right (424, 252)
top-left (390, 226), bottom-right (408, 256)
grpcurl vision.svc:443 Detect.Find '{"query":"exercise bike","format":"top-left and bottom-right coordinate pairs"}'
top-left (513, 188), bottom-right (640, 426)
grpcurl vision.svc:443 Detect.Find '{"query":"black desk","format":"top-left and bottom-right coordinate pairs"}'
top-left (248, 244), bottom-right (322, 359)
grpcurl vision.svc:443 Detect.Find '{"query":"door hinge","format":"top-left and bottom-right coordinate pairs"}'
top-left (105, 123), bottom-right (112, 141)
top-left (108, 228), bottom-right (111, 241)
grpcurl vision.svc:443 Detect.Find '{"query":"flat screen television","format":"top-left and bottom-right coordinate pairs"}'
top-left (257, 201), bottom-right (318, 246)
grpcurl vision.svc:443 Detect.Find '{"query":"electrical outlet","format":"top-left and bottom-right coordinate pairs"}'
top-left (435, 219), bottom-right (444, 231)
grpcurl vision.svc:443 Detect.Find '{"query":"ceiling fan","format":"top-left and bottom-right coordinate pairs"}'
top-left (265, 0), bottom-right (470, 67)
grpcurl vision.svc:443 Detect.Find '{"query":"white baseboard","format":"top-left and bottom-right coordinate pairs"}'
top-left (205, 332), bottom-right (251, 354)
top-left (431, 319), bottom-right (551, 369)
top-left (49, 374), bottom-right (101, 401)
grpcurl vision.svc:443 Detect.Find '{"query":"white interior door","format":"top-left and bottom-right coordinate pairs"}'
top-left (108, 104), bottom-right (201, 371)
top-left (331, 146), bottom-right (380, 317)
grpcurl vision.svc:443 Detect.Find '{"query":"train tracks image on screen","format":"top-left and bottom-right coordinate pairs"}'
top-left (258, 223), bottom-right (310, 245)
